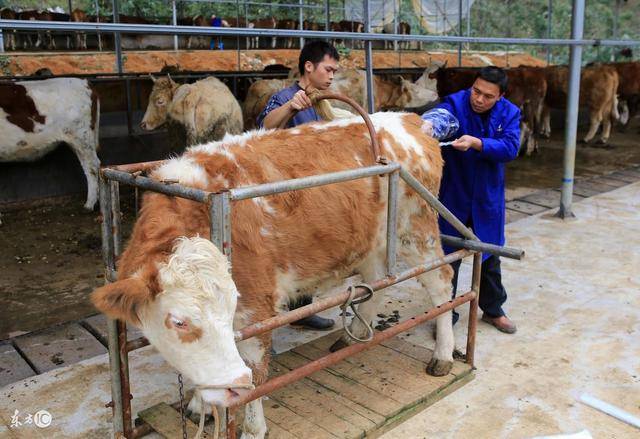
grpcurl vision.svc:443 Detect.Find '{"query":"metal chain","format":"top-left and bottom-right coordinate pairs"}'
top-left (178, 373), bottom-right (188, 439)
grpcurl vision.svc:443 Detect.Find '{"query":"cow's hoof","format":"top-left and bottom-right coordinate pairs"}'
top-left (426, 358), bottom-right (453, 376)
top-left (329, 337), bottom-right (350, 352)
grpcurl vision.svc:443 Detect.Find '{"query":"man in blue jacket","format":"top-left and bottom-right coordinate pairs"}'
top-left (422, 66), bottom-right (520, 334)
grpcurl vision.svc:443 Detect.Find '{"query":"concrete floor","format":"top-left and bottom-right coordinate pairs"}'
top-left (1, 182), bottom-right (638, 438)
top-left (380, 182), bottom-right (640, 439)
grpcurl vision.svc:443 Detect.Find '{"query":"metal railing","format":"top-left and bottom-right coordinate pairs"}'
top-left (99, 155), bottom-right (523, 438)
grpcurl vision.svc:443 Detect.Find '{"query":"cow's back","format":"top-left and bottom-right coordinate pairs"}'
top-left (128, 113), bottom-right (441, 303)
top-left (0, 78), bottom-right (96, 161)
top-left (242, 79), bottom-right (288, 130)
top-left (169, 76), bottom-right (243, 143)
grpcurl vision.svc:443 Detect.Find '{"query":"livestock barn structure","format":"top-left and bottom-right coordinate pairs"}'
top-left (1, 1), bottom-right (640, 438)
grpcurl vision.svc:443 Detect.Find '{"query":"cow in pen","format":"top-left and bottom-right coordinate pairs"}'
top-left (92, 111), bottom-right (453, 438)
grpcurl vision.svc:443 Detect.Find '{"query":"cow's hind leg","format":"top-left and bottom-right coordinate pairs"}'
top-left (583, 109), bottom-right (603, 144)
top-left (238, 335), bottom-right (269, 439)
top-left (399, 234), bottom-right (455, 376)
top-left (67, 139), bottom-right (100, 210)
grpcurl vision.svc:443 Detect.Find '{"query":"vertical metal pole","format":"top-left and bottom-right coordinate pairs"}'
top-left (110, 181), bottom-right (122, 257)
top-left (466, 0), bottom-right (471, 46)
top-left (546, 0), bottom-right (552, 65)
top-left (172, 0), bottom-right (178, 50)
top-left (95, 0), bottom-right (102, 52)
top-left (325, 0), bottom-right (330, 34)
top-left (386, 171), bottom-right (399, 275)
top-left (612, 0), bottom-right (620, 61)
top-left (364, 0), bottom-right (375, 113)
top-left (112, 0), bottom-right (122, 74)
top-left (465, 252), bottom-right (481, 366)
top-left (209, 192), bottom-right (232, 260)
top-left (226, 407), bottom-right (236, 439)
top-left (99, 175), bottom-right (124, 436)
top-left (299, 0), bottom-right (304, 49)
top-left (457, 0), bottom-right (462, 65)
top-left (68, 0), bottom-right (73, 14)
top-left (0, 27), bottom-right (4, 53)
top-left (125, 77), bottom-right (133, 135)
top-left (393, 0), bottom-right (398, 52)
top-left (557, 0), bottom-right (585, 219)
top-left (505, 0), bottom-right (511, 66)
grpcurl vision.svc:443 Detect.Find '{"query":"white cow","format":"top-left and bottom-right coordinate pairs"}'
top-left (0, 78), bottom-right (100, 211)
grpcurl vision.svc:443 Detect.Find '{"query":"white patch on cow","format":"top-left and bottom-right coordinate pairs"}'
top-left (190, 129), bottom-right (273, 156)
top-left (289, 128), bottom-right (301, 135)
top-left (381, 139), bottom-right (398, 162)
top-left (370, 113), bottom-right (425, 160)
top-left (354, 154), bottom-right (364, 166)
top-left (259, 226), bottom-right (270, 237)
top-left (309, 114), bottom-right (361, 131)
top-left (0, 78), bottom-right (100, 210)
top-left (154, 156), bottom-right (208, 187)
top-left (252, 197), bottom-right (276, 215)
top-left (139, 237), bottom-right (252, 406)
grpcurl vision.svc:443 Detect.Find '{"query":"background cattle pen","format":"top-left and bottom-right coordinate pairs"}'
top-left (1, 0), bottom-right (640, 438)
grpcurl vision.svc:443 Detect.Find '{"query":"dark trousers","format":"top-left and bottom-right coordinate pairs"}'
top-left (450, 254), bottom-right (507, 325)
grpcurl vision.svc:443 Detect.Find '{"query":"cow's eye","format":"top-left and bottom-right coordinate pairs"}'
top-left (170, 316), bottom-right (188, 330)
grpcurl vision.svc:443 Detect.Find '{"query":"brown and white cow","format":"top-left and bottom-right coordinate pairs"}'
top-left (91, 112), bottom-right (454, 438)
top-left (382, 21), bottom-right (411, 50)
top-left (277, 18), bottom-right (297, 49)
top-left (542, 64), bottom-right (620, 145)
top-left (18, 9), bottom-right (58, 50)
top-left (70, 8), bottom-right (88, 50)
top-left (1, 8), bottom-right (17, 51)
top-left (242, 78), bottom-right (288, 130)
top-left (140, 75), bottom-right (243, 146)
top-left (0, 78), bottom-right (100, 209)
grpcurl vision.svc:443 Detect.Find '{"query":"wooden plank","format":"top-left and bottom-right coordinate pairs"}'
top-left (271, 356), bottom-right (382, 427)
top-left (615, 168), bottom-right (640, 178)
top-left (275, 351), bottom-right (398, 417)
top-left (506, 208), bottom-right (529, 224)
top-left (12, 323), bottom-right (106, 373)
top-left (267, 361), bottom-right (374, 438)
top-left (263, 396), bottom-right (337, 439)
top-left (0, 343), bottom-right (35, 387)
top-left (505, 200), bottom-right (548, 215)
top-left (138, 402), bottom-right (205, 438)
top-left (81, 313), bottom-right (143, 346)
top-left (380, 338), bottom-right (470, 378)
top-left (264, 421), bottom-right (298, 439)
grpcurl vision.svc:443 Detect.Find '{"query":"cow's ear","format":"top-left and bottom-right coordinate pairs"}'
top-left (91, 278), bottom-right (153, 325)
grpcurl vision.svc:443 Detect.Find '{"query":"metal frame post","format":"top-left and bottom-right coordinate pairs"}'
top-left (325, 0), bottom-right (330, 35)
top-left (172, 0), bottom-right (178, 50)
top-left (546, 0), bottom-right (553, 65)
top-left (457, 0), bottom-right (463, 65)
top-left (612, 0), bottom-right (621, 61)
top-left (364, 0), bottom-right (375, 113)
top-left (299, 0), bottom-right (304, 48)
top-left (465, 252), bottom-right (482, 366)
top-left (557, 0), bottom-right (585, 219)
top-left (386, 170), bottom-right (399, 275)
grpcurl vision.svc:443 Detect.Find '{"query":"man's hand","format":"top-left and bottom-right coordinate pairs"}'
top-left (452, 135), bottom-right (482, 152)
top-left (421, 120), bottom-right (434, 137)
top-left (289, 90), bottom-right (313, 111)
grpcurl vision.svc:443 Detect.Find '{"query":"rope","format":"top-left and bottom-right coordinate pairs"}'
top-left (341, 284), bottom-right (375, 343)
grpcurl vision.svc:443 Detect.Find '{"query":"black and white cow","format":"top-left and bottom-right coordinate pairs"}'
top-left (0, 78), bottom-right (100, 213)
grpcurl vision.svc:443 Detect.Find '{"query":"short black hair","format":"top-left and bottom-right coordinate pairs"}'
top-left (475, 66), bottom-right (508, 94)
top-left (298, 41), bottom-right (339, 75)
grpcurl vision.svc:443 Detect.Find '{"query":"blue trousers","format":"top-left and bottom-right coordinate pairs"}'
top-left (450, 254), bottom-right (507, 325)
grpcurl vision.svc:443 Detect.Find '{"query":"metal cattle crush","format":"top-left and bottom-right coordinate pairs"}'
top-left (98, 123), bottom-right (523, 437)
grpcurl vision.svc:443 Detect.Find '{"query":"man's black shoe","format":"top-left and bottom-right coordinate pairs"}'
top-left (290, 314), bottom-right (335, 330)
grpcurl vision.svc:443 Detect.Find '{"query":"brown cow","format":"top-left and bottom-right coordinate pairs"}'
top-left (242, 79), bottom-right (288, 129)
top-left (277, 18), bottom-right (297, 49)
top-left (18, 10), bottom-right (57, 50)
top-left (542, 64), bottom-right (620, 145)
top-left (1, 8), bottom-right (17, 51)
top-left (610, 61), bottom-right (640, 126)
top-left (382, 21), bottom-right (411, 50)
top-left (70, 8), bottom-right (88, 50)
top-left (251, 17), bottom-right (277, 49)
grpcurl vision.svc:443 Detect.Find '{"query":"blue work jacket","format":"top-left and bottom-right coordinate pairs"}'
top-left (436, 89), bottom-right (520, 260)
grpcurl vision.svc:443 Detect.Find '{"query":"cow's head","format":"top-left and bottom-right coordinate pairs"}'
top-left (91, 237), bottom-right (252, 406)
top-left (397, 77), bottom-right (439, 109)
top-left (140, 74), bottom-right (179, 131)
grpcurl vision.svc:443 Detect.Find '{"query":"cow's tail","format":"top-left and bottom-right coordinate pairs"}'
top-left (611, 93), bottom-right (620, 121)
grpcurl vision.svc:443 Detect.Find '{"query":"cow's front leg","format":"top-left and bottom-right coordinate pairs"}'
top-left (240, 398), bottom-right (267, 439)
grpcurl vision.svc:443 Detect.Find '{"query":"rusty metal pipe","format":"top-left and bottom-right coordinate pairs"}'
top-left (236, 249), bottom-right (472, 341)
top-left (230, 291), bottom-right (476, 407)
top-left (126, 336), bottom-right (149, 352)
top-left (466, 253), bottom-right (482, 367)
top-left (118, 321), bottom-right (133, 437)
top-left (106, 159), bottom-right (166, 174)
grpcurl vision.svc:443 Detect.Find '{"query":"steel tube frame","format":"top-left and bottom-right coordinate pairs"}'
top-left (99, 156), bottom-right (521, 437)
top-left (2, 20), bottom-right (638, 47)
top-left (557, 0), bottom-right (585, 219)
